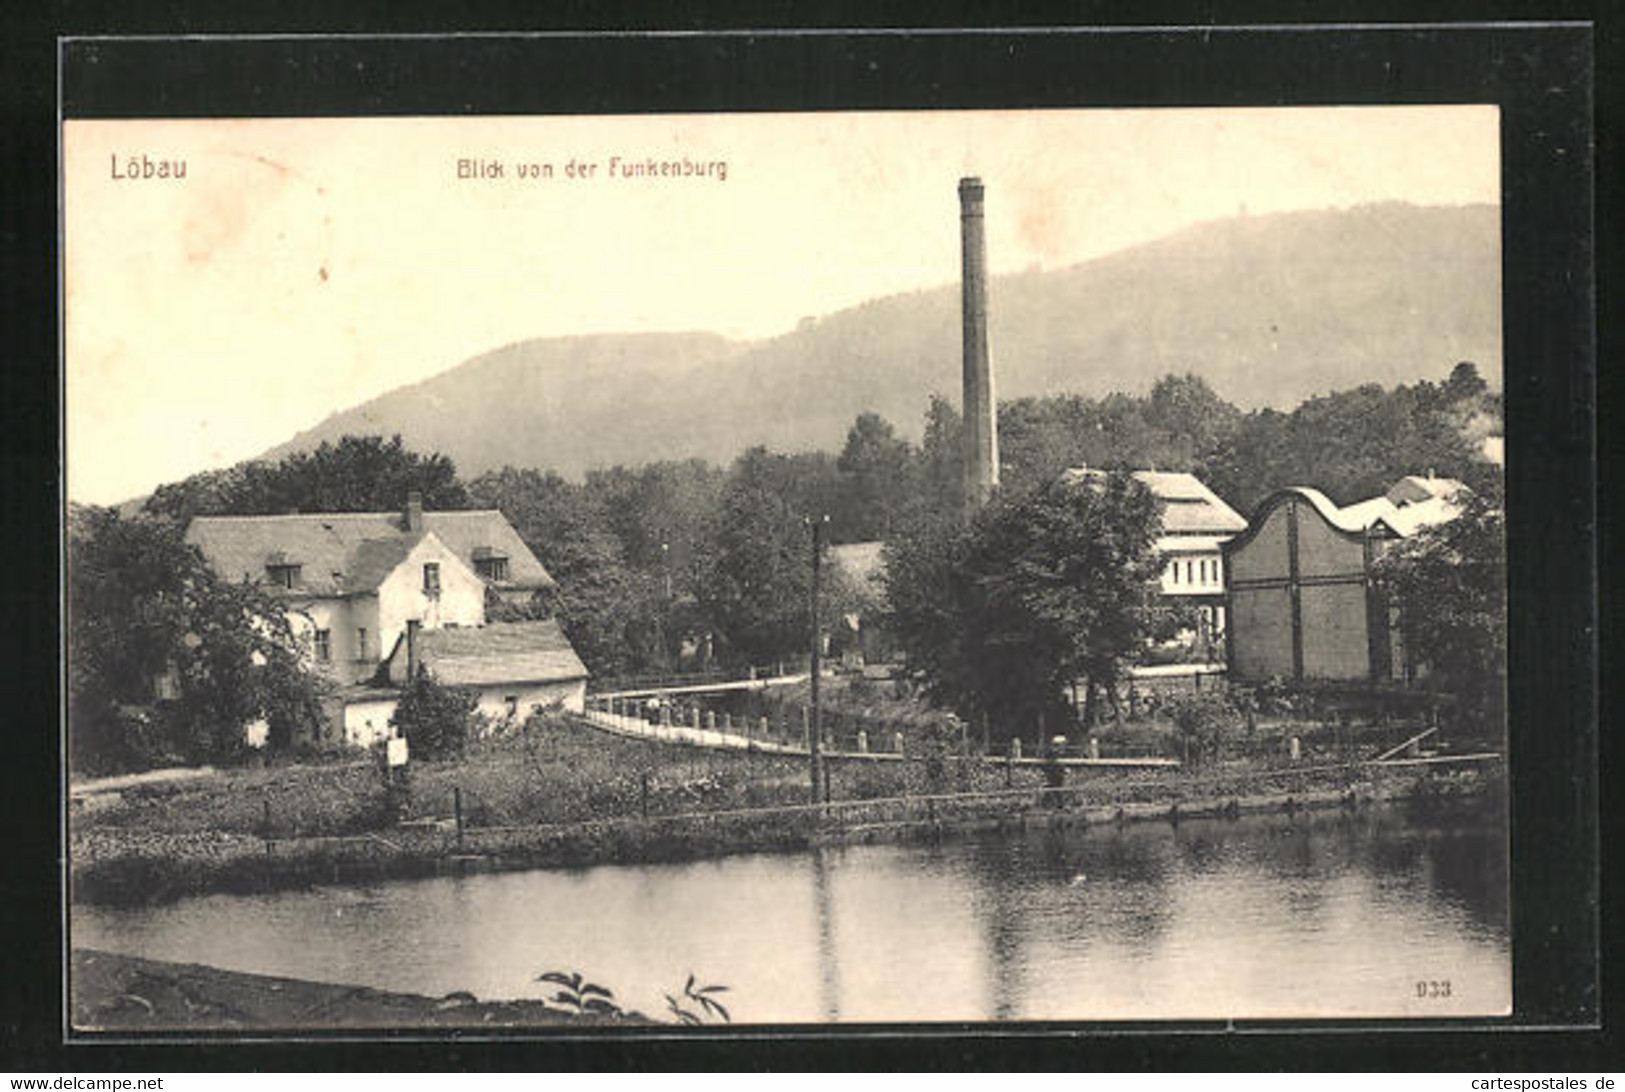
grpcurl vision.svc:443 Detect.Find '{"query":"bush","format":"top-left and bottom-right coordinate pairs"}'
top-left (1162, 693), bottom-right (1243, 766)
top-left (389, 669), bottom-right (478, 760)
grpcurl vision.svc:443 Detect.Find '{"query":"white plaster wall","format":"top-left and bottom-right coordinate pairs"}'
top-left (343, 697), bottom-right (401, 748)
top-left (285, 599), bottom-right (356, 683)
top-left (471, 679), bottom-right (587, 729)
top-left (376, 532), bottom-right (487, 662)
top-left (1160, 550), bottom-right (1225, 595)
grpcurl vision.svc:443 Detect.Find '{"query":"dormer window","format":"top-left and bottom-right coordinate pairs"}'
top-left (266, 563), bottom-right (301, 589)
top-left (472, 546), bottom-right (509, 582)
top-left (264, 550), bottom-right (301, 589)
top-left (423, 562), bottom-right (441, 596)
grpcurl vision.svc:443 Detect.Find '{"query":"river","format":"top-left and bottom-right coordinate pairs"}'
top-left (72, 800), bottom-right (1509, 1023)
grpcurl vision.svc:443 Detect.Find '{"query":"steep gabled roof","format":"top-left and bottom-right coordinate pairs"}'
top-left (1061, 467), bottom-right (1248, 535)
top-left (185, 509), bottom-right (556, 597)
top-left (386, 619), bottom-right (589, 688)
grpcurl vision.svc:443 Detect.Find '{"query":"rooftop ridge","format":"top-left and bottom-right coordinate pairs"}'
top-left (188, 508), bottom-right (507, 523)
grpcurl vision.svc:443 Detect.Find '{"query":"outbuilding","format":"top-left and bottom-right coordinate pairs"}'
top-left (383, 617), bottom-right (590, 728)
top-left (1222, 475), bottom-right (1466, 684)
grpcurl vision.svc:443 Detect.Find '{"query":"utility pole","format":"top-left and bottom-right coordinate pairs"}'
top-left (657, 540), bottom-right (671, 673)
top-left (806, 514), bottom-right (828, 805)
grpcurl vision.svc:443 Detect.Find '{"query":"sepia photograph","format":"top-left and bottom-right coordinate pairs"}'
top-left (63, 103), bottom-right (1514, 1031)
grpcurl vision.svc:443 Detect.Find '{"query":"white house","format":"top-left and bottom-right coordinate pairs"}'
top-left (1062, 468), bottom-right (1248, 654)
top-left (185, 492), bottom-right (586, 747)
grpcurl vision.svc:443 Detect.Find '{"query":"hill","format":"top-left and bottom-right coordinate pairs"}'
top-left (261, 202), bottom-right (1500, 479)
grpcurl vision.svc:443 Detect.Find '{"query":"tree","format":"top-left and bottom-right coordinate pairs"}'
top-left (834, 411), bottom-right (917, 541)
top-left (588, 458), bottom-right (726, 595)
top-left (389, 667), bottom-right (479, 760)
top-left (67, 508), bottom-right (325, 772)
top-left (1373, 483), bottom-right (1507, 735)
top-left (1199, 372), bottom-right (1503, 514)
top-left (694, 447), bottom-right (818, 666)
top-left (916, 394), bottom-right (964, 515)
top-left (1143, 373), bottom-right (1242, 469)
top-left (144, 434), bottom-right (468, 521)
top-left (883, 472), bottom-right (1163, 739)
top-left (467, 466), bottom-right (661, 678)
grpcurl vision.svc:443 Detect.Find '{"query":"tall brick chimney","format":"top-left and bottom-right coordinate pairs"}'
top-left (959, 176), bottom-right (999, 513)
top-left (405, 491), bottom-right (424, 533)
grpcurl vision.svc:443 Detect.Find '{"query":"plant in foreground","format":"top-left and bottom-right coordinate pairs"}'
top-left (535, 970), bottom-right (623, 1017)
top-left (535, 968), bottom-right (732, 1024)
top-left (665, 973), bottom-right (731, 1025)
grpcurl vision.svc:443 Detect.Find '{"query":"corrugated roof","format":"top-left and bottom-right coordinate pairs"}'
top-left (186, 509), bottom-right (556, 596)
top-left (1061, 467), bottom-right (1248, 535)
top-left (400, 619), bottom-right (589, 687)
top-left (1258, 480), bottom-right (1467, 540)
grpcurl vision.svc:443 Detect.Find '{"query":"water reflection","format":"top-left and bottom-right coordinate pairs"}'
top-left (74, 801), bottom-right (1509, 1023)
top-left (810, 847), bottom-right (842, 1021)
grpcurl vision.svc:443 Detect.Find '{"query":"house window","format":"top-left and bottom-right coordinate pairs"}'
top-left (1185, 561), bottom-right (1194, 584)
top-left (505, 695), bottom-right (519, 719)
top-left (1199, 559), bottom-right (1208, 584)
top-left (266, 564), bottom-right (300, 589)
top-left (314, 629), bottom-right (331, 663)
top-left (475, 556), bottom-right (510, 581)
top-left (356, 627), bottom-right (368, 660)
top-left (423, 562), bottom-right (441, 595)
top-left (1169, 561), bottom-right (1179, 585)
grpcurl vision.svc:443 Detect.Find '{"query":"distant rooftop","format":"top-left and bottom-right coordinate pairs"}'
top-left (1060, 467), bottom-right (1248, 536)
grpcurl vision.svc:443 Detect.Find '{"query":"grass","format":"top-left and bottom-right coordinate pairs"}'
top-left (70, 709), bottom-right (1500, 907)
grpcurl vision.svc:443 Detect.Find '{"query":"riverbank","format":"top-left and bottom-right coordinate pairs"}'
top-left (71, 722), bottom-right (1503, 908)
top-left (71, 948), bottom-right (650, 1031)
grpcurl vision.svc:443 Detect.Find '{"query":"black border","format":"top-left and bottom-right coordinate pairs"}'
top-left (4, 15), bottom-right (1607, 1071)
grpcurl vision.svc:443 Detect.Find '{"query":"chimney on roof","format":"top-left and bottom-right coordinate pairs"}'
top-left (405, 491), bottom-right (424, 533)
top-left (406, 619), bottom-right (421, 681)
top-left (959, 176), bottom-right (999, 515)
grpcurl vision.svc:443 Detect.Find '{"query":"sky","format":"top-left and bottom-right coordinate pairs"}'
top-left (63, 106), bottom-right (1499, 505)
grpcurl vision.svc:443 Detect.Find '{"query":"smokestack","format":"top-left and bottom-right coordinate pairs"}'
top-left (406, 619), bottom-right (421, 681)
top-left (405, 491), bottom-right (424, 533)
top-left (959, 176), bottom-right (999, 513)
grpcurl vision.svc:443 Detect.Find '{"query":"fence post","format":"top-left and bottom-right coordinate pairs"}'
top-left (641, 771), bottom-right (650, 818)
top-left (857, 729), bottom-right (868, 754)
top-left (801, 706), bottom-right (811, 751)
top-left (1289, 736), bottom-right (1301, 762)
top-left (454, 786), bottom-right (464, 848)
top-left (1005, 745), bottom-right (1013, 787)
top-left (1088, 737), bottom-right (1100, 761)
top-left (705, 710), bottom-right (716, 733)
top-left (262, 799), bottom-right (272, 841)
top-left (894, 731), bottom-right (905, 756)
top-left (760, 716), bottom-right (770, 745)
top-left (1011, 737), bottom-right (1023, 761)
